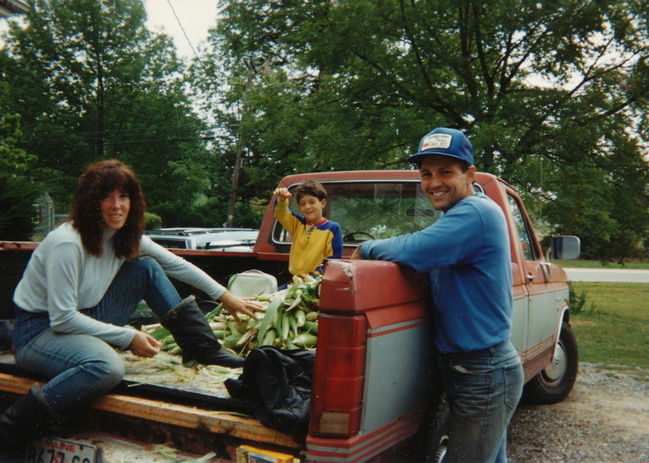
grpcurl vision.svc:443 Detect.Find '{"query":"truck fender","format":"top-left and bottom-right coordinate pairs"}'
top-left (552, 299), bottom-right (570, 361)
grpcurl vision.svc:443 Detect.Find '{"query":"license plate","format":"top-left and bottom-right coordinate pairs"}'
top-left (25, 437), bottom-right (99, 463)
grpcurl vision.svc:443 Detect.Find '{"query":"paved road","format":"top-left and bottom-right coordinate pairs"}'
top-left (563, 267), bottom-right (649, 283)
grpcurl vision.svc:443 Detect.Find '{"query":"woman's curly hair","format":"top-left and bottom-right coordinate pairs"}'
top-left (69, 160), bottom-right (146, 259)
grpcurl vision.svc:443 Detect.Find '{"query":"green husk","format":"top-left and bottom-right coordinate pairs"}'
top-left (262, 328), bottom-right (277, 346)
top-left (143, 275), bottom-right (322, 359)
top-left (296, 310), bottom-right (306, 328)
top-left (304, 320), bottom-right (318, 335)
top-left (292, 333), bottom-right (317, 348)
top-left (257, 294), bottom-right (284, 342)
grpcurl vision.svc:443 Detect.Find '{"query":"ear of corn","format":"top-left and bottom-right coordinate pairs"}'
top-left (261, 328), bottom-right (277, 346)
top-left (281, 313), bottom-right (291, 340)
top-left (236, 327), bottom-right (258, 348)
top-left (303, 320), bottom-right (318, 335)
top-left (292, 333), bottom-right (317, 348)
top-left (143, 275), bottom-right (321, 359)
top-left (288, 315), bottom-right (298, 337)
top-left (295, 310), bottom-right (306, 328)
top-left (257, 293), bottom-right (284, 343)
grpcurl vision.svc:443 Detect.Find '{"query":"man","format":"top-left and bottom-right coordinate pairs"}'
top-left (351, 127), bottom-right (523, 463)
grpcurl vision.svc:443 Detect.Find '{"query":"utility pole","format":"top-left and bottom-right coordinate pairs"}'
top-left (226, 65), bottom-right (254, 227)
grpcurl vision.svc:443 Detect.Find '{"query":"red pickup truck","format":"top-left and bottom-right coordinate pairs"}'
top-left (0, 170), bottom-right (579, 462)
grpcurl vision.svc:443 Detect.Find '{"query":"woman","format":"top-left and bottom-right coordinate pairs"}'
top-left (0, 160), bottom-right (260, 453)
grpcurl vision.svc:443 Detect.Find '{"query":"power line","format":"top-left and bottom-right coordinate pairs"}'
top-left (165, 0), bottom-right (211, 76)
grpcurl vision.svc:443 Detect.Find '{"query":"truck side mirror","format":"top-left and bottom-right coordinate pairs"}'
top-left (549, 235), bottom-right (581, 260)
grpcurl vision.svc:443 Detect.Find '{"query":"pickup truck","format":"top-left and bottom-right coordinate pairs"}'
top-left (0, 169), bottom-right (580, 462)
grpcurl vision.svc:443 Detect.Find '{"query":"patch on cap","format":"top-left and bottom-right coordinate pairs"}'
top-left (421, 133), bottom-right (452, 151)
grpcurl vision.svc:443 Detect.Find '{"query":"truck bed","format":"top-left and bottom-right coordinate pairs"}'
top-left (0, 351), bottom-right (301, 458)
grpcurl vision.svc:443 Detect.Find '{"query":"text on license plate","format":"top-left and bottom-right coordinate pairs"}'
top-left (26, 437), bottom-right (98, 463)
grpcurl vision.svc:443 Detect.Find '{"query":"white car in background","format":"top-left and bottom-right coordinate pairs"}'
top-left (144, 227), bottom-right (258, 252)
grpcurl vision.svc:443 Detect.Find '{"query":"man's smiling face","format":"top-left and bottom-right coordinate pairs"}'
top-left (419, 156), bottom-right (476, 212)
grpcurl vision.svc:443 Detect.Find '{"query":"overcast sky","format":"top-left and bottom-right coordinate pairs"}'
top-left (144, 0), bottom-right (219, 60)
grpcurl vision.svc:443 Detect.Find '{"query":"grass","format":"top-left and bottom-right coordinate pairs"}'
top-left (554, 259), bottom-right (649, 269)
top-left (570, 282), bottom-right (649, 380)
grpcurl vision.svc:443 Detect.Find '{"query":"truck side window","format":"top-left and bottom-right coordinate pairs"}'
top-left (508, 195), bottom-right (537, 261)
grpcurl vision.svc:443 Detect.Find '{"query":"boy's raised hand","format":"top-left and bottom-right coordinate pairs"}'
top-left (273, 187), bottom-right (291, 199)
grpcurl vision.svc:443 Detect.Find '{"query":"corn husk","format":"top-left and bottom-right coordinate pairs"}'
top-left (144, 275), bottom-right (321, 360)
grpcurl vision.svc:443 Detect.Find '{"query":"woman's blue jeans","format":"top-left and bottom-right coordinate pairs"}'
top-left (12, 257), bottom-right (182, 414)
top-left (435, 340), bottom-right (523, 463)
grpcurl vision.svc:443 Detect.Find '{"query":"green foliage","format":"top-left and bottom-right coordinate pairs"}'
top-left (568, 282), bottom-right (599, 317)
top-left (0, 0), bottom-right (214, 227)
top-left (0, 107), bottom-right (41, 240)
top-left (144, 211), bottom-right (163, 230)
top-left (190, 0), bottom-right (649, 260)
top-left (0, 176), bottom-right (40, 240)
top-left (568, 282), bottom-right (587, 315)
top-left (2, 0), bottom-right (648, 249)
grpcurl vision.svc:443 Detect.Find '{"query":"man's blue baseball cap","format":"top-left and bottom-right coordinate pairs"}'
top-left (406, 127), bottom-right (474, 166)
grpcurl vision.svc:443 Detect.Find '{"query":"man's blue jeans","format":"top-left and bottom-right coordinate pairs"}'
top-left (12, 257), bottom-right (182, 414)
top-left (435, 340), bottom-right (523, 463)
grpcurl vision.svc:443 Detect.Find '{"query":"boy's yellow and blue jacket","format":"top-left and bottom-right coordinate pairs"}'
top-left (273, 197), bottom-right (343, 276)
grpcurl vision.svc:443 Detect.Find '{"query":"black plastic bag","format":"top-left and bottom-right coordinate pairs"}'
top-left (225, 346), bottom-right (315, 438)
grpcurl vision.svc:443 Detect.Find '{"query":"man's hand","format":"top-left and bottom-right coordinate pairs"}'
top-left (129, 331), bottom-right (160, 358)
top-left (350, 246), bottom-right (364, 260)
top-left (273, 187), bottom-right (291, 199)
top-left (219, 290), bottom-right (265, 325)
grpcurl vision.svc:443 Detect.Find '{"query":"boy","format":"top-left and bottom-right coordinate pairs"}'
top-left (273, 180), bottom-right (343, 276)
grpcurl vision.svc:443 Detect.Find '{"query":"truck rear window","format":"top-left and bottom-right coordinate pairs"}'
top-left (273, 181), bottom-right (441, 244)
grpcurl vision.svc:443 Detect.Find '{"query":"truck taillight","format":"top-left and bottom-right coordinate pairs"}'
top-left (310, 313), bottom-right (366, 437)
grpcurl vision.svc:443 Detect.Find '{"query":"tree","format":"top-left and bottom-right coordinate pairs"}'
top-left (0, 0), bottom-right (214, 227)
top-left (0, 99), bottom-right (41, 240)
top-left (191, 0), bottom-right (649, 259)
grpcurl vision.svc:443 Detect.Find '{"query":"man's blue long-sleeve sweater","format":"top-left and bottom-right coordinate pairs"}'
top-left (360, 192), bottom-right (513, 353)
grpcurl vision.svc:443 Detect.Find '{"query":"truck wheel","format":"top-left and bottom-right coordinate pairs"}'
top-left (524, 321), bottom-right (579, 404)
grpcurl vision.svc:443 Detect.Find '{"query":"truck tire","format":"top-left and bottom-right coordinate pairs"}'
top-left (524, 321), bottom-right (579, 404)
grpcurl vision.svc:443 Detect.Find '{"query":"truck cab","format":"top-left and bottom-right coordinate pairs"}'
top-left (255, 171), bottom-right (578, 461)
top-left (257, 170), bottom-right (579, 461)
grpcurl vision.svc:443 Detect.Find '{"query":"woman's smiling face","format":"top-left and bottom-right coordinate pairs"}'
top-left (100, 189), bottom-right (131, 230)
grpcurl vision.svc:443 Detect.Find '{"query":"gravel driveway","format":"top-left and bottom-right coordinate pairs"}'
top-left (508, 363), bottom-right (649, 463)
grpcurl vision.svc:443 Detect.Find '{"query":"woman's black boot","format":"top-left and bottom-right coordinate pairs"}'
top-left (160, 295), bottom-right (244, 368)
top-left (0, 384), bottom-right (61, 457)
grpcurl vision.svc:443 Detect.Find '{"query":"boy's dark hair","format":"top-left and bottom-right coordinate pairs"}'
top-left (294, 180), bottom-right (327, 202)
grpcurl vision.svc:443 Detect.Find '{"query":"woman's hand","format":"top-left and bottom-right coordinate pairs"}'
top-left (128, 330), bottom-right (160, 358)
top-left (273, 187), bottom-right (291, 199)
top-left (219, 290), bottom-right (265, 325)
